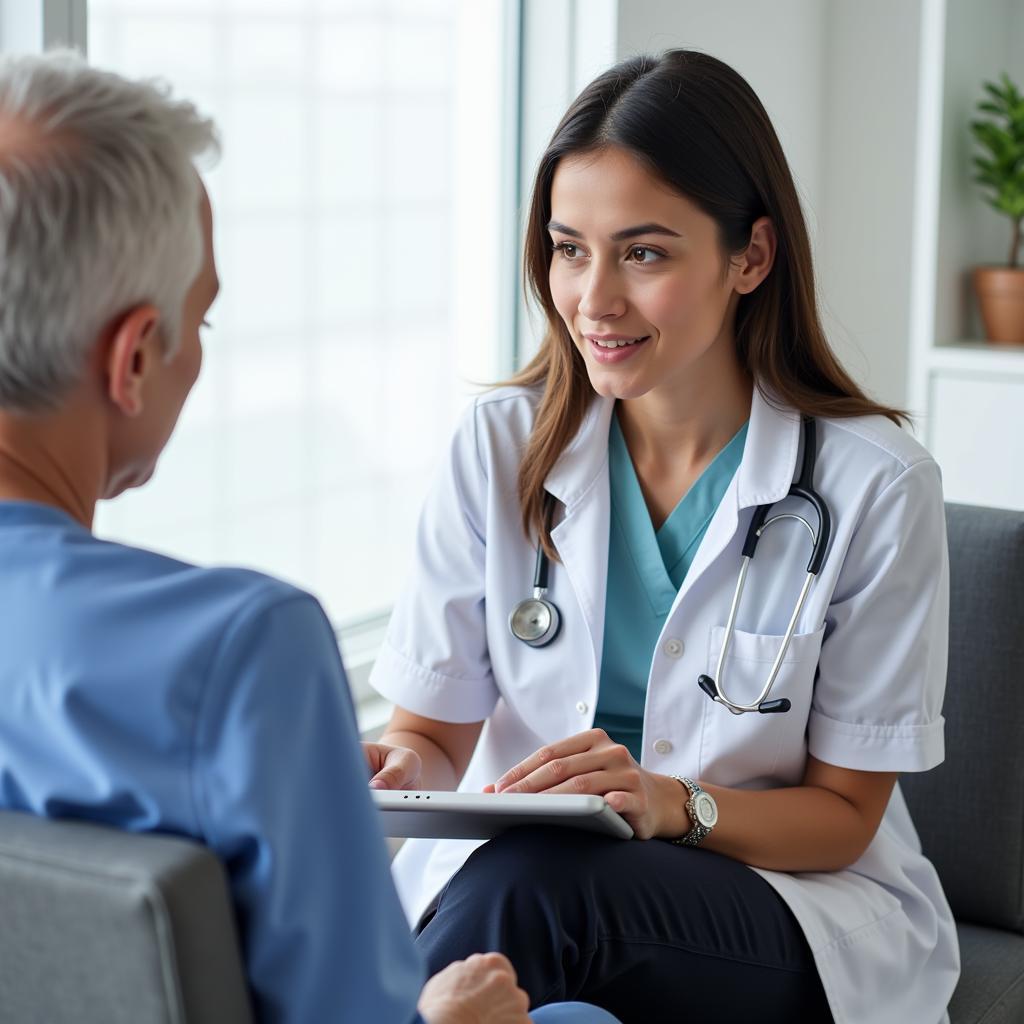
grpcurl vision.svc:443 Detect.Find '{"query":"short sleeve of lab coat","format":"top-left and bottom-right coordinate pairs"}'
top-left (808, 458), bottom-right (949, 773)
top-left (370, 400), bottom-right (500, 723)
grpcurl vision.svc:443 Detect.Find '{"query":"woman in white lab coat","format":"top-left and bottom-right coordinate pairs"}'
top-left (365, 50), bottom-right (958, 1024)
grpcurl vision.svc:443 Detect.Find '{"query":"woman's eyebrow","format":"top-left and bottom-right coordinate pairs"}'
top-left (547, 220), bottom-right (583, 238)
top-left (610, 222), bottom-right (681, 241)
top-left (547, 219), bottom-right (681, 241)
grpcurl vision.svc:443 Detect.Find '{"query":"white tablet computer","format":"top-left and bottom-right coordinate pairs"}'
top-left (372, 790), bottom-right (634, 841)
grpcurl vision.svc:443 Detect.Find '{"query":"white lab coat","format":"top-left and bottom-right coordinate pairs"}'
top-left (370, 384), bottom-right (959, 1024)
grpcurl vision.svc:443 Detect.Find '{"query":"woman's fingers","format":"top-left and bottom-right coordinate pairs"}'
top-left (367, 744), bottom-right (421, 790)
top-left (361, 741), bottom-right (384, 775)
top-left (604, 791), bottom-right (641, 818)
top-left (499, 747), bottom-right (634, 794)
top-left (494, 729), bottom-right (615, 792)
top-left (368, 765), bottom-right (406, 790)
top-left (528, 768), bottom-right (644, 801)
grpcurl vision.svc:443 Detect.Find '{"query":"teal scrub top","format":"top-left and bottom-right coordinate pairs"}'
top-left (593, 413), bottom-right (749, 761)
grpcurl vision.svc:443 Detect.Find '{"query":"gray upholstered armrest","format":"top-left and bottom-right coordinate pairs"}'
top-left (0, 810), bottom-right (252, 1024)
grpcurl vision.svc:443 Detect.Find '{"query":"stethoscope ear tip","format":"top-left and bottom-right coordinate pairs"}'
top-left (697, 675), bottom-right (719, 700)
top-left (757, 698), bottom-right (791, 714)
top-left (697, 676), bottom-right (793, 715)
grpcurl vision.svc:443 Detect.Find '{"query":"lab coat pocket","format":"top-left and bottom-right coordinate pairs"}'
top-left (700, 624), bottom-right (825, 787)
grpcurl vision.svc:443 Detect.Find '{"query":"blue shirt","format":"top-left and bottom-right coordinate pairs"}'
top-left (594, 416), bottom-right (749, 761)
top-left (0, 501), bottom-right (424, 1023)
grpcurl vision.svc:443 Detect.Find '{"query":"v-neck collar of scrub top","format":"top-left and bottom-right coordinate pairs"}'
top-left (607, 413), bottom-right (749, 616)
top-left (544, 385), bottom-right (801, 515)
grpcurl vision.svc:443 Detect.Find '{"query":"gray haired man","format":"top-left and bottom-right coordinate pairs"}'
top-left (0, 50), bottom-right (617, 1024)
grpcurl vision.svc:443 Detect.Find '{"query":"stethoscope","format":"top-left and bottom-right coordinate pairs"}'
top-left (509, 417), bottom-right (832, 715)
top-left (697, 417), bottom-right (831, 715)
top-left (508, 494), bottom-right (562, 648)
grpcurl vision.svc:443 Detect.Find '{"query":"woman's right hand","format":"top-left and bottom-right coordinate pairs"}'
top-left (418, 953), bottom-right (531, 1024)
top-left (362, 740), bottom-right (422, 790)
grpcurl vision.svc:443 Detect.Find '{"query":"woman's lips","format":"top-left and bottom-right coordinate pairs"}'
top-left (587, 335), bottom-right (650, 364)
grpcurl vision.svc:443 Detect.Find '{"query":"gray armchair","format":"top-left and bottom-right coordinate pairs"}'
top-left (899, 503), bottom-right (1024, 1023)
top-left (0, 811), bottom-right (252, 1023)
top-left (0, 503), bottom-right (1021, 1023)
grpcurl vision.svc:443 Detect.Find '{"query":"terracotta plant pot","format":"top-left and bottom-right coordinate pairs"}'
top-left (973, 266), bottom-right (1024, 345)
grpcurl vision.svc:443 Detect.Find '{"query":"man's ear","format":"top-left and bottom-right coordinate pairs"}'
top-left (732, 216), bottom-right (776, 295)
top-left (105, 305), bottom-right (161, 417)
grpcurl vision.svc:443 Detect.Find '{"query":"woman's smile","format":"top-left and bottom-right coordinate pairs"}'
top-left (585, 332), bottom-right (651, 363)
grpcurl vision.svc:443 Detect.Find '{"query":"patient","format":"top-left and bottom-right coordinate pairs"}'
top-left (0, 52), bottom-right (615, 1024)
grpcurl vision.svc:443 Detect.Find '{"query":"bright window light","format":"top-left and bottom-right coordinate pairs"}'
top-left (88, 0), bottom-right (513, 630)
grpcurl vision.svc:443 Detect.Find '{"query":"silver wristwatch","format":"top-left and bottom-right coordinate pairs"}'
top-left (669, 775), bottom-right (718, 847)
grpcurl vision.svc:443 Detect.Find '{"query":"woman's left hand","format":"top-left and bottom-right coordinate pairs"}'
top-left (487, 728), bottom-right (687, 841)
top-left (363, 740), bottom-right (422, 791)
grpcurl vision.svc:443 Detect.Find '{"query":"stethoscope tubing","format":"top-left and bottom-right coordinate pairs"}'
top-left (700, 417), bottom-right (831, 714)
top-left (509, 417), bottom-right (833, 716)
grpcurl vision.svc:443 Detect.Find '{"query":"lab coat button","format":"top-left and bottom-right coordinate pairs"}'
top-left (653, 738), bottom-right (673, 755)
top-left (575, 701), bottom-right (588, 714)
top-left (663, 638), bottom-right (684, 658)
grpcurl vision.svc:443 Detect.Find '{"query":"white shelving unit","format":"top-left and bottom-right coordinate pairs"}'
top-left (909, 0), bottom-right (1024, 509)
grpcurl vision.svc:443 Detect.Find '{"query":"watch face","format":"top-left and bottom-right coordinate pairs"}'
top-left (694, 792), bottom-right (718, 828)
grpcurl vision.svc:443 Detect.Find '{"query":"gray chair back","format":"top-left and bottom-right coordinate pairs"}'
top-left (900, 503), bottom-right (1024, 934)
top-left (0, 810), bottom-right (253, 1024)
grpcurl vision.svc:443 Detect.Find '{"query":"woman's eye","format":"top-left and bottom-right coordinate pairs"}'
top-left (628, 246), bottom-right (661, 264)
top-left (552, 241), bottom-right (581, 260)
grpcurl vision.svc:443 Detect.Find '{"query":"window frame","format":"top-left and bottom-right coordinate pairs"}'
top-left (0, 0), bottom-right (87, 52)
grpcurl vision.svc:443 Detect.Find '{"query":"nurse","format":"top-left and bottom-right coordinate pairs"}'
top-left (367, 50), bottom-right (957, 1024)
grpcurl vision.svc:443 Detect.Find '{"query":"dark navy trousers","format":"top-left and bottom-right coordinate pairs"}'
top-left (416, 826), bottom-right (834, 1024)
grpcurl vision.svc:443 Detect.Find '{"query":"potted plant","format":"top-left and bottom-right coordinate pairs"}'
top-left (971, 72), bottom-right (1024, 344)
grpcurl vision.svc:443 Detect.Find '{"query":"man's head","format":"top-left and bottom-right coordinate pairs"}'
top-left (0, 50), bottom-right (219, 499)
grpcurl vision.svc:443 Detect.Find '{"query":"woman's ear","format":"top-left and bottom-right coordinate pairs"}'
top-left (105, 305), bottom-right (161, 417)
top-left (733, 216), bottom-right (776, 295)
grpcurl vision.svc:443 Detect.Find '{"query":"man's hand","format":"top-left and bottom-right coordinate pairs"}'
top-left (362, 740), bottom-right (422, 790)
top-left (418, 953), bottom-right (531, 1024)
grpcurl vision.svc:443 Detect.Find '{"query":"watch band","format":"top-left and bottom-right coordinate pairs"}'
top-left (668, 774), bottom-right (715, 847)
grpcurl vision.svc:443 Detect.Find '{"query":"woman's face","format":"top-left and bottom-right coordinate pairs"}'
top-left (547, 145), bottom-right (747, 402)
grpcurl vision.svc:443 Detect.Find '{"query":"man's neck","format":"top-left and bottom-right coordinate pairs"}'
top-left (0, 401), bottom-right (104, 529)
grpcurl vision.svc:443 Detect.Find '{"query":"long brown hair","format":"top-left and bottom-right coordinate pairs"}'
top-left (507, 50), bottom-right (906, 559)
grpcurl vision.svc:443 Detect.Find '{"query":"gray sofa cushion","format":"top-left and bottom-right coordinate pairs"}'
top-left (900, 504), bottom-right (1024, 933)
top-left (0, 810), bottom-right (252, 1024)
top-left (951, 923), bottom-right (1024, 1023)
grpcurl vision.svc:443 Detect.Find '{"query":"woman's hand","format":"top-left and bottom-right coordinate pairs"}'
top-left (489, 729), bottom-right (688, 841)
top-left (363, 740), bottom-right (422, 790)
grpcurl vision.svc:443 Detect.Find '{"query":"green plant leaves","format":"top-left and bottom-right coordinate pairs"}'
top-left (972, 72), bottom-right (1024, 263)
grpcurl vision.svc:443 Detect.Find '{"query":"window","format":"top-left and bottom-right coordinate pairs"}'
top-left (87, 0), bottom-right (517, 643)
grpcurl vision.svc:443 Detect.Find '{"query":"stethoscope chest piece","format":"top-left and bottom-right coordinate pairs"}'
top-left (509, 595), bottom-right (561, 648)
top-left (509, 493), bottom-right (562, 648)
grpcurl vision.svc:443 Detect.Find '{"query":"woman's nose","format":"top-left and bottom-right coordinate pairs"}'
top-left (578, 264), bottom-right (627, 322)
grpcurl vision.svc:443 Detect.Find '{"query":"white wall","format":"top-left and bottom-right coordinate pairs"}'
top-left (815, 0), bottom-right (922, 410)
top-left (615, 0), bottom-right (925, 411)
